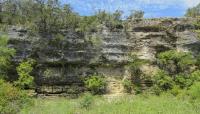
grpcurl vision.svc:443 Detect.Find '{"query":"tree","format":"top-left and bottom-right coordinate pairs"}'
top-left (0, 35), bottom-right (15, 79)
top-left (15, 59), bottom-right (36, 89)
top-left (185, 3), bottom-right (200, 17)
top-left (128, 10), bottom-right (144, 19)
top-left (84, 75), bottom-right (106, 94)
top-left (0, 79), bottom-right (31, 114)
top-left (0, 0), bottom-right (79, 34)
top-left (157, 50), bottom-right (196, 75)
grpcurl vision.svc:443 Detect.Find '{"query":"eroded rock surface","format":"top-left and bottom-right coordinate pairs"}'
top-left (7, 18), bottom-right (200, 94)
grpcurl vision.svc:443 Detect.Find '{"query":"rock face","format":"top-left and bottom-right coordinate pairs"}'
top-left (7, 18), bottom-right (200, 94)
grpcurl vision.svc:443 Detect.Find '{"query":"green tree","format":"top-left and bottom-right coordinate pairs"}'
top-left (185, 3), bottom-right (200, 17)
top-left (1, 0), bottom-right (79, 35)
top-left (0, 35), bottom-right (15, 79)
top-left (84, 75), bottom-right (106, 94)
top-left (15, 59), bottom-right (36, 89)
top-left (0, 79), bottom-right (32, 114)
top-left (188, 82), bottom-right (200, 100)
top-left (157, 50), bottom-right (195, 75)
top-left (128, 10), bottom-right (144, 19)
top-left (152, 70), bottom-right (175, 91)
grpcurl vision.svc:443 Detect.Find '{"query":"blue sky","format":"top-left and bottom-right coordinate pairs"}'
top-left (62, 0), bottom-right (200, 18)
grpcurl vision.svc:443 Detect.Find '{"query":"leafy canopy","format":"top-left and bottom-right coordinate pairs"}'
top-left (0, 35), bottom-right (15, 79)
top-left (15, 59), bottom-right (36, 89)
top-left (157, 50), bottom-right (195, 74)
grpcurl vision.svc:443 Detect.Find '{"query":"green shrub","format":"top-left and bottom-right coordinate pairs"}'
top-left (0, 79), bottom-right (32, 114)
top-left (134, 85), bottom-right (143, 94)
top-left (196, 54), bottom-right (200, 67)
top-left (84, 75), bottom-right (106, 95)
top-left (15, 59), bottom-right (36, 89)
top-left (149, 85), bottom-right (163, 95)
top-left (0, 24), bottom-right (8, 32)
top-left (80, 93), bottom-right (94, 109)
top-left (122, 79), bottom-right (133, 93)
top-left (0, 35), bottom-right (15, 79)
top-left (128, 10), bottom-right (144, 19)
top-left (190, 70), bottom-right (200, 82)
top-left (170, 85), bottom-right (182, 96)
top-left (157, 50), bottom-right (195, 74)
top-left (174, 74), bottom-right (193, 88)
top-left (153, 70), bottom-right (175, 91)
top-left (187, 82), bottom-right (200, 100)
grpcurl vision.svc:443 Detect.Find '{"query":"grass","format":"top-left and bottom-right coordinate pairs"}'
top-left (20, 94), bottom-right (200, 114)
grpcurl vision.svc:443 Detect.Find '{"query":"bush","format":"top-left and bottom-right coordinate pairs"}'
top-left (128, 10), bottom-right (144, 19)
top-left (134, 85), bottom-right (143, 94)
top-left (80, 93), bottom-right (94, 109)
top-left (0, 35), bottom-right (15, 79)
top-left (170, 85), bottom-right (182, 96)
top-left (15, 59), bottom-right (36, 89)
top-left (190, 70), bottom-right (200, 82)
top-left (84, 75), bottom-right (106, 95)
top-left (0, 79), bottom-right (32, 114)
top-left (174, 74), bottom-right (193, 89)
top-left (149, 85), bottom-right (163, 95)
top-left (122, 79), bottom-right (133, 93)
top-left (196, 54), bottom-right (200, 67)
top-left (157, 50), bottom-right (195, 74)
top-left (187, 82), bottom-right (200, 100)
top-left (152, 70), bottom-right (175, 91)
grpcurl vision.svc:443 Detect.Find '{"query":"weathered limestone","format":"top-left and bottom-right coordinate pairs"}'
top-left (7, 18), bottom-right (200, 94)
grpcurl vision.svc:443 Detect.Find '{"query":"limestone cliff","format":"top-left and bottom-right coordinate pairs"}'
top-left (7, 18), bottom-right (200, 94)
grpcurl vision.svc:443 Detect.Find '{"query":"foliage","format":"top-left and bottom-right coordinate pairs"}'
top-left (0, 79), bottom-right (32, 114)
top-left (21, 94), bottom-right (200, 114)
top-left (0, 35), bottom-right (15, 79)
top-left (128, 54), bottom-right (148, 75)
top-left (187, 82), bottom-right (200, 100)
top-left (192, 18), bottom-right (200, 39)
top-left (1, 0), bottom-right (80, 35)
top-left (86, 35), bottom-right (102, 47)
top-left (80, 93), bottom-right (94, 109)
top-left (185, 3), bottom-right (200, 17)
top-left (152, 70), bottom-right (175, 91)
top-left (0, 0), bottom-right (124, 34)
top-left (15, 59), bottom-right (36, 89)
top-left (128, 10), bottom-right (144, 19)
top-left (77, 16), bottom-right (99, 32)
top-left (142, 25), bottom-right (167, 32)
top-left (174, 74), bottom-right (193, 89)
top-left (122, 79), bottom-right (133, 93)
top-left (157, 50), bottom-right (195, 74)
top-left (134, 85), bottom-right (143, 94)
top-left (170, 85), bottom-right (182, 96)
top-left (48, 33), bottom-right (65, 49)
top-left (77, 10), bottom-right (123, 32)
top-left (148, 85), bottom-right (163, 95)
top-left (84, 75), bottom-right (106, 94)
top-left (151, 69), bottom-right (200, 95)
top-left (190, 70), bottom-right (200, 82)
top-left (196, 54), bottom-right (200, 67)
top-left (43, 68), bottom-right (54, 78)
top-left (150, 50), bottom-right (200, 95)
top-left (0, 24), bottom-right (8, 32)
top-left (126, 53), bottom-right (149, 94)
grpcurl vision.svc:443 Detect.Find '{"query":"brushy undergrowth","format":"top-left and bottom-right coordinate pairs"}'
top-left (0, 80), bottom-right (32, 114)
top-left (20, 93), bottom-right (200, 114)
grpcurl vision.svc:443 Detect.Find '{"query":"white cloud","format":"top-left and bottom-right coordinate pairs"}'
top-left (64, 0), bottom-right (200, 17)
top-left (184, 0), bottom-right (200, 7)
top-left (135, 0), bottom-right (200, 8)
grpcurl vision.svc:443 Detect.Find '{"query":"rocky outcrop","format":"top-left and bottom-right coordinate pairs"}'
top-left (7, 18), bottom-right (200, 94)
